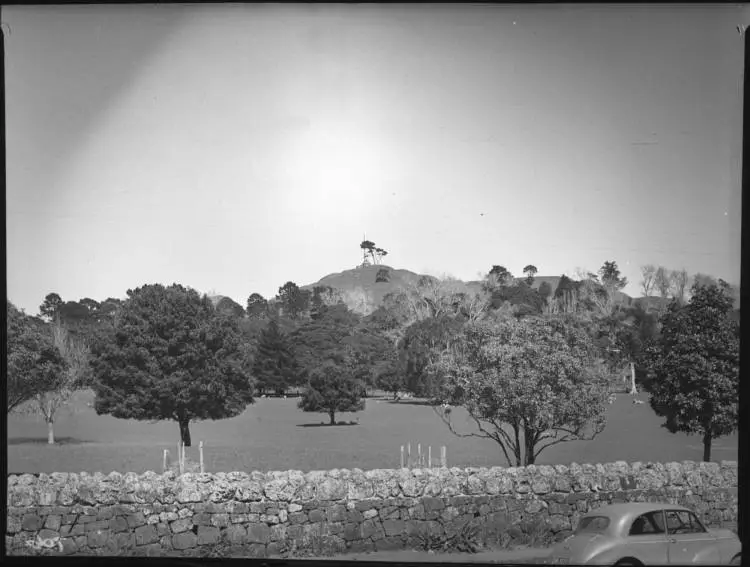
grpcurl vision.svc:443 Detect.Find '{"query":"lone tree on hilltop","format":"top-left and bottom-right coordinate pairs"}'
top-left (429, 317), bottom-right (610, 466)
top-left (90, 283), bottom-right (254, 447)
top-left (488, 265), bottom-right (514, 287)
top-left (252, 319), bottom-right (299, 396)
top-left (642, 280), bottom-right (739, 462)
top-left (360, 239), bottom-right (388, 266)
top-left (298, 361), bottom-right (366, 425)
top-left (599, 261), bottom-right (628, 292)
top-left (6, 301), bottom-right (67, 414)
top-left (523, 265), bottom-right (538, 286)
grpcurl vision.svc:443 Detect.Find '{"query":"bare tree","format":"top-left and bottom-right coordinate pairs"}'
top-left (17, 318), bottom-right (91, 444)
top-left (640, 264), bottom-right (657, 297)
top-left (669, 269), bottom-right (689, 305)
top-left (654, 266), bottom-right (672, 299)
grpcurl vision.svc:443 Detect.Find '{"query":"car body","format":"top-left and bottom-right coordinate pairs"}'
top-left (545, 502), bottom-right (741, 565)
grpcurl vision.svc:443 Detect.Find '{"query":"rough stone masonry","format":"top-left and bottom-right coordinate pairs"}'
top-left (6, 460), bottom-right (738, 557)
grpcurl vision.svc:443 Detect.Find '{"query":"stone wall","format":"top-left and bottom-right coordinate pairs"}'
top-left (6, 460), bottom-right (738, 558)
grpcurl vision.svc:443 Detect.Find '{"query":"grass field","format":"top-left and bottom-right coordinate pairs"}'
top-left (7, 390), bottom-right (738, 475)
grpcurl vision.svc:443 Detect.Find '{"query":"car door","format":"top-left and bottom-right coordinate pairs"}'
top-left (665, 510), bottom-right (721, 564)
top-left (620, 511), bottom-right (670, 565)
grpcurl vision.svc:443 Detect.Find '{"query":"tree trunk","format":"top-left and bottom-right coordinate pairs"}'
top-left (179, 419), bottom-right (192, 447)
top-left (703, 430), bottom-right (712, 462)
top-left (629, 362), bottom-right (638, 395)
top-left (329, 411), bottom-right (336, 425)
top-left (47, 419), bottom-right (55, 445)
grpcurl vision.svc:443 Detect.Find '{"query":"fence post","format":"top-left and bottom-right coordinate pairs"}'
top-left (417, 444), bottom-right (422, 468)
top-left (407, 443), bottom-right (411, 469)
top-left (163, 449), bottom-right (169, 473)
top-left (199, 441), bottom-right (204, 474)
top-left (428, 446), bottom-right (432, 469)
top-left (441, 446), bottom-right (447, 468)
top-left (400, 446), bottom-right (404, 469)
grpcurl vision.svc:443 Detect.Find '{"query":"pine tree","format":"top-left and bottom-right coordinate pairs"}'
top-left (252, 319), bottom-right (299, 396)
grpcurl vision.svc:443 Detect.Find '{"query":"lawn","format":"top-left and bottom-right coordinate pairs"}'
top-left (7, 390), bottom-right (738, 475)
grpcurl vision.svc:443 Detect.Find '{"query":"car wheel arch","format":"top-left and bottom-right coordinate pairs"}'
top-left (729, 553), bottom-right (741, 565)
top-left (613, 558), bottom-right (644, 567)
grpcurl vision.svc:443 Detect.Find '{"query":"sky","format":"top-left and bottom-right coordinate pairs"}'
top-left (4, 4), bottom-right (746, 315)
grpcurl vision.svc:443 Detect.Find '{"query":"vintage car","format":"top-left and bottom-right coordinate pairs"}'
top-left (545, 502), bottom-right (741, 565)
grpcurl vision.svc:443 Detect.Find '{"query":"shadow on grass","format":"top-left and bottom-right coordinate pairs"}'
top-left (296, 422), bottom-right (360, 428)
top-left (386, 399), bottom-right (437, 407)
top-left (7, 436), bottom-right (92, 446)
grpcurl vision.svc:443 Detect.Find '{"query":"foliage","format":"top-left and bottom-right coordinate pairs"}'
top-left (276, 281), bottom-right (310, 319)
top-left (640, 264), bottom-right (657, 297)
top-left (297, 361), bottom-right (366, 424)
top-left (360, 239), bottom-right (388, 265)
top-left (310, 285), bottom-right (344, 317)
top-left (90, 283), bottom-right (254, 446)
top-left (537, 281), bottom-right (552, 299)
top-left (641, 280), bottom-right (739, 461)
top-left (215, 296), bottom-right (245, 318)
top-left (430, 317), bottom-right (610, 466)
top-left (39, 293), bottom-right (64, 321)
top-left (246, 293), bottom-right (269, 319)
top-left (490, 283), bottom-right (545, 316)
top-left (523, 264), bottom-right (538, 286)
top-left (17, 318), bottom-right (93, 443)
top-left (291, 304), bottom-right (361, 378)
top-left (598, 260), bottom-right (628, 291)
top-left (6, 301), bottom-right (67, 413)
top-left (252, 319), bottom-right (300, 395)
top-left (375, 267), bottom-right (391, 283)
top-left (488, 265), bottom-right (513, 286)
top-left (398, 315), bottom-right (465, 397)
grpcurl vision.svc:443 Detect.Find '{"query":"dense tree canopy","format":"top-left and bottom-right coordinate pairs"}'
top-left (7, 301), bottom-right (67, 414)
top-left (252, 319), bottom-right (299, 395)
top-left (298, 361), bottom-right (366, 425)
top-left (246, 293), bottom-right (269, 319)
top-left (90, 284), bottom-right (254, 446)
top-left (642, 280), bottom-right (739, 462)
top-left (430, 317), bottom-right (610, 466)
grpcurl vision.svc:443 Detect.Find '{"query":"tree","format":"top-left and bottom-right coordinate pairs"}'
top-left (538, 281), bottom-right (552, 300)
top-left (599, 261), bottom-right (628, 291)
top-left (292, 303), bottom-right (361, 377)
top-left (669, 269), bottom-right (689, 305)
top-left (523, 265), bottom-right (538, 286)
top-left (654, 266), bottom-right (672, 299)
top-left (22, 317), bottom-right (91, 444)
top-left (298, 362), bottom-right (366, 425)
top-left (39, 293), bottom-right (64, 322)
top-left (216, 296), bottom-right (246, 318)
top-left (6, 302), bottom-right (67, 414)
top-left (360, 239), bottom-right (388, 266)
top-left (641, 280), bottom-right (739, 462)
top-left (246, 293), bottom-right (269, 319)
top-left (252, 319), bottom-right (299, 396)
top-left (430, 317), bottom-right (610, 466)
top-left (398, 315), bottom-right (466, 397)
top-left (640, 265), bottom-right (657, 297)
top-left (488, 265), bottom-right (513, 287)
top-left (91, 284), bottom-right (254, 446)
top-left (376, 267), bottom-right (391, 283)
top-left (277, 281), bottom-right (309, 319)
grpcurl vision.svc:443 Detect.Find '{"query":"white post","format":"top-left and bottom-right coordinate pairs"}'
top-left (629, 361), bottom-right (638, 395)
top-left (163, 449), bottom-right (169, 473)
top-left (400, 446), bottom-right (404, 469)
top-left (199, 441), bottom-right (204, 474)
top-left (428, 446), bottom-right (432, 469)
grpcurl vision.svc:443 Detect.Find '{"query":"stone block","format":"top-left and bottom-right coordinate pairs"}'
top-left (382, 518), bottom-right (406, 537)
top-left (375, 535), bottom-right (405, 551)
top-left (22, 514), bottom-right (44, 531)
top-left (172, 531), bottom-right (198, 550)
top-left (247, 523), bottom-right (271, 544)
top-left (134, 524), bottom-right (158, 546)
top-left (224, 524), bottom-right (247, 544)
top-left (109, 517), bottom-right (129, 533)
top-left (126, 513), bottom-right (146, 528)
top-left (170, 518), bottom-right (192, 534)
top-left (44, 515), bottom-right (62, 531)
top-left (86, 528), bottom-right (111, 548)
top-left (197, 525), bottom-right (220, 545)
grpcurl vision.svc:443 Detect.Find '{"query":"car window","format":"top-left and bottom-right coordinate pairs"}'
top-left (665, 510), bottom-right (706, 535)
top-left (629, 512), bottom-right (666, 535)
top-left (576, 516), bottom-right (610, 535)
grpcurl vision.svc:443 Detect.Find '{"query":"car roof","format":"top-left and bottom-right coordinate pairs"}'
top-left (585, 502), bottom-right (691, 519)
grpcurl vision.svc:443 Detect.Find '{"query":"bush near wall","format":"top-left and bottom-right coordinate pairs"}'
top-left (6, 460), bottom-right (738, 558)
